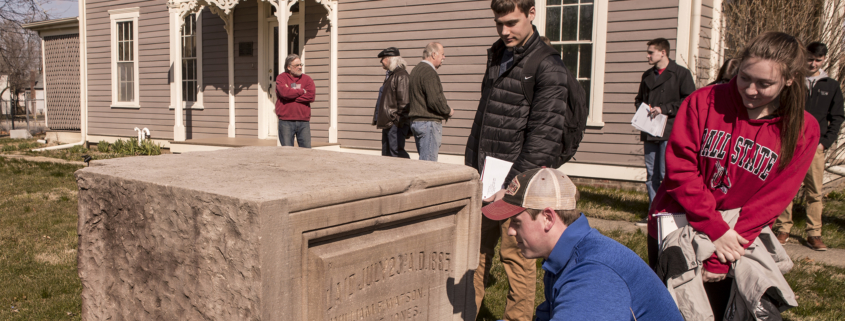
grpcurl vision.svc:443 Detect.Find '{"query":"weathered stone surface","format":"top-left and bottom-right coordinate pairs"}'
top-left (76, 147), bottom-right (481, 320)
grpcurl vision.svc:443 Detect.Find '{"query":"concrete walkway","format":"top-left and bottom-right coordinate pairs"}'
top-left (0, 154), bottom-right (85, 165)
top-left (587, 217), bottom-right (845, 268)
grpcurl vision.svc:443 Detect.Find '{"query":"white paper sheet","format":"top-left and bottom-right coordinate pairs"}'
top-left (655, 213), bottom-right (689, 248)
top-left (631, 102), bottom-right (668, 137)
top-left (480, 156), bottom-right (514, 200)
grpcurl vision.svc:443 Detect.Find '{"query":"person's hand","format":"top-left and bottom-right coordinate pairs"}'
top-left (713, 229), bottom-right (749, 263)
top-left (649, 106), bottom-right (662, 118)
top-left (703, 270), bottom-right (727, 283)
top-left (449, 108), bottom-right (454, 117)
top-left (484, 189), bottom-right (506, 203)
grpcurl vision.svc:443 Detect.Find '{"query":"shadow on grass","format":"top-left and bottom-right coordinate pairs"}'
top-left (578, 186), bottom-right (650, 222)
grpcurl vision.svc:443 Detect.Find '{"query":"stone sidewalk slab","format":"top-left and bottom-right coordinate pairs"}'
top-left (587, 217), bottom-right (845, 268)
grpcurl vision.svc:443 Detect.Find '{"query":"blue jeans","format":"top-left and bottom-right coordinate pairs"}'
top-left (411, 121), bottom-right (441, 161)
top-left (644, 140), bottom-right (667, 206)
top-left (278, 120), bottom-right (311, 148)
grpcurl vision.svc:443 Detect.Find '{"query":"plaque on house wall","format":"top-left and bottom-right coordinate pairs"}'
top-left (238, 41), bottom-right (254, 57)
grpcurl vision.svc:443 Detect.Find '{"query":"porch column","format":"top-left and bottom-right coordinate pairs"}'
top-left (274, 1), bottom-right (290, 145)
top-left (170, 4), bottom-right (186, 141)
top-left (227, 13), bottom-right (236, 137)
top-left (328, 0), bottom-right (338, 143)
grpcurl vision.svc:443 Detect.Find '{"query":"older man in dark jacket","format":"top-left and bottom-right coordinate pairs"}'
top-left (634, 38), bottom-right (695, 210)
top-left (372, 47), bottom-right (411, 158)
top-left (464, 1), bottom-right (579, 319)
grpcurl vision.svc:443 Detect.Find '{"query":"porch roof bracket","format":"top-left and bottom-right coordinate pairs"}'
top-left (168, 0), bottom-right (239, 141)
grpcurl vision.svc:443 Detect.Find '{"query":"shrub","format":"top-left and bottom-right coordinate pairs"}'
top-left (97, 140), bottom-right (110, 153)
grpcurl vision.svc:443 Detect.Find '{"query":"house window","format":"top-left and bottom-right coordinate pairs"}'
top-left (117, 21), bottom-right (135, 102)
top-left (182, 14), bottom-right (198, 103)
top-left (109, 8), bottom-right (140, 108)
top-left (547, 0), bottom-right (593, 107)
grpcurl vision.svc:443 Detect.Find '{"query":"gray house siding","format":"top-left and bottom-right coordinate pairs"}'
top-left (572, 0), bottom-right (681, 167)
top-left (86, 0), bottom-right (174, 139)
top-left (304, 0), bottom-right (331, 142)
top-left (335, 0), bottom-right (497, 154)
top-left (698, 0), bottom-right (715, 85)
top-left (189, 7), bottom-right (230, 140)
top-left (233, 0), bottom-right (259, 138)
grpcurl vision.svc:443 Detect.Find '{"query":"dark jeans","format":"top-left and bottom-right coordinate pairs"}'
top-left (644, 140), bottom-right (668, 205)
top-left (411, 121), bottom-right (441, 161)
top-left (278, 120), bottom-right (311, 148)
top-left (381, 125), bottom-right (410, 158)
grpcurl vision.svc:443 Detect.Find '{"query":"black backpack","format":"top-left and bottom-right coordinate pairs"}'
top-left (520, 44), bottom-right (589, 167)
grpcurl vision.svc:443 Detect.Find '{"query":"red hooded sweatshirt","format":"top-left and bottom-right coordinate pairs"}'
top-left (275, 72), bottom-right (316, 121)
top-left (649, 78), bottom-right (819, 273)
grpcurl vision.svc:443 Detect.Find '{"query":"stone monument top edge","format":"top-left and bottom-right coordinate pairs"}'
top-left (76, 147), bottom-right (479, 202)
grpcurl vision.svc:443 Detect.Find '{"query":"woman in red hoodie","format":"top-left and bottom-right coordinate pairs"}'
top-left (648, 32), bottom-right (819, 318)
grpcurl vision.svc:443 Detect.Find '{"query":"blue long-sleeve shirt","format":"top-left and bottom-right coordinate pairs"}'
top-left (535, 215), bottom-right (683, 321)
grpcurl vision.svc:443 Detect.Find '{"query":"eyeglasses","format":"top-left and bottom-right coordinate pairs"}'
top-left (291, 63), bottom-right (304, 68)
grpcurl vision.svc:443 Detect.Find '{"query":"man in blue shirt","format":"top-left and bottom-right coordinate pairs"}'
top-left (482, 167), bottom-right (683, 320)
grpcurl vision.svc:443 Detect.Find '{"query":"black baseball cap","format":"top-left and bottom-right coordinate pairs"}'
top-left (378, 47), bottom-right (400, 58)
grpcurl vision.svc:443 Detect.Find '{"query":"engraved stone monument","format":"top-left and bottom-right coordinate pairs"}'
top-left (76, 147), bottom-right (480, 320)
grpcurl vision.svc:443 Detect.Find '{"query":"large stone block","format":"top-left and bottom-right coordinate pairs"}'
top-left (76, 147), bottom-right (481, 320)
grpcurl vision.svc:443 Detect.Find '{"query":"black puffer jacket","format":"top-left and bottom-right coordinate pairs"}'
top-left (464, 29), bottom-right (569, 184)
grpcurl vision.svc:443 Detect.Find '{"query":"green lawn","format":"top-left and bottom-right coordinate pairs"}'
top-left (0, 157), bottom-right (843, 320)
top-left (0, 158), bottom-right (82, 320)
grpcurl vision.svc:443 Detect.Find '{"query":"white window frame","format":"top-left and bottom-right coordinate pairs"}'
top-left (109, 7), bottom-right (140, 108)
top-left (537, 0), bottom-right (608, 127)
top-left (180, 11), bottom-right (203, 109)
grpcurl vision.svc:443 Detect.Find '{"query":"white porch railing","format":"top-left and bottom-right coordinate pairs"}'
top-left (165, 0), bottom-right (337, 143)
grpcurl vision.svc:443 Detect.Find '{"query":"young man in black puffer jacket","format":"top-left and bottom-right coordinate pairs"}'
top-left (464, 0), bottom-right (582, 320)
top-left (775, 42), bottom-right (845, 251)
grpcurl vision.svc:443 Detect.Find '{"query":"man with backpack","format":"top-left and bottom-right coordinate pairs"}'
top-left (464, 0), bottom-right (587, 319)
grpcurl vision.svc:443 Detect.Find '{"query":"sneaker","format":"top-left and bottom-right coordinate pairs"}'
top-left (807, 236), bottom-right (827, 251)
top-left (635, 218), bottom-right (648, 227)
top-left (775, 232), bottom-right (789, 245)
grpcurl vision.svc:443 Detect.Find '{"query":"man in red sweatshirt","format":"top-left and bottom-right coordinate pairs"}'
top-left (275, 54), bottom-right (316, 148)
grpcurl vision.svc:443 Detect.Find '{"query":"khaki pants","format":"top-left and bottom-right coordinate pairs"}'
top-left (474, 216), bottom-right (536, 321)
top-left (775, 146), bottom-right (824, 237)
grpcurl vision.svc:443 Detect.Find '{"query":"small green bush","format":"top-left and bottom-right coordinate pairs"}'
top-left (2, 144), bottom-right (16, 152)
top-left (109, 138), bottom-right (161, 156)
top-left (97, 140), bottom-right (111, 152)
